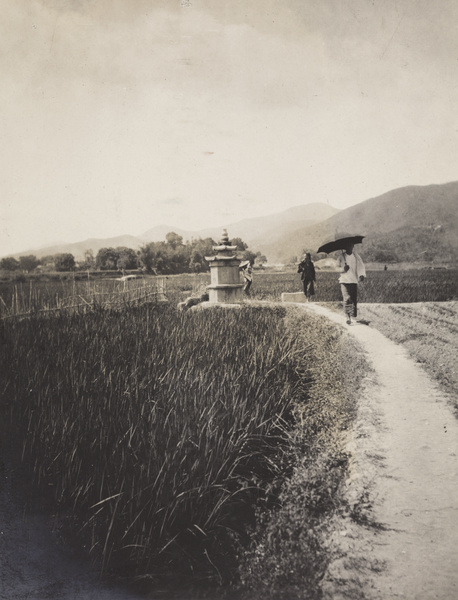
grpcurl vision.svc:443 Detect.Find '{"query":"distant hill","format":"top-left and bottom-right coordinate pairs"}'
top-left (7, 203), bottom-right (338, 261)
top-left (7, 183), bottom-right (456, 265)
top-left (139, 203), bottom-right (339, 248)
top-left (229, 203), bottom-right (340, 250)
top-left (265, 182), bottom-right (458, 263)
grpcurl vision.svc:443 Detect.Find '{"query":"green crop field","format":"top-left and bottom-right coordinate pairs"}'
top-left (0, 275), bottom-right (163, 319)
top-left (1, 268), bottom-right (456, 318)
top-left (0, 301), bottom-right (366, 596)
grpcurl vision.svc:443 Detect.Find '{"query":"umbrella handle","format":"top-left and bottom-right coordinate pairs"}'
top-left (341, 250), bottom-right (349, 271)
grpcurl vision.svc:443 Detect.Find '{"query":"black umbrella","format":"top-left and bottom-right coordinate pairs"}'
top-left (317, 232), bottom-right (365, 254)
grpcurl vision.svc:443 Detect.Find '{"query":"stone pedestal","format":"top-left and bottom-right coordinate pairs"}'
top-left (205, 229), bottom-right (244, 303)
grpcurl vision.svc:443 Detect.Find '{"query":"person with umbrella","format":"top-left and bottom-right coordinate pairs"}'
top-left (317, 233), bottom-right (366, 325)
top-left (297, 252), bottom-right (316, 301)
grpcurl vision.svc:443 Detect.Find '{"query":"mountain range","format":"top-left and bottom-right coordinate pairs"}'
top-left (10, 203), bottom-right (339, 261)
top-left (265, 181), bottom-right (458, 263)
top-left (6, 181), bottom-right (458, 264)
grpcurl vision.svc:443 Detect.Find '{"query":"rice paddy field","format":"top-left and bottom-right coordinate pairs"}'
top-left (361, 302), bottom-right (458, 403)
top-left (0, 301), bottom-right (365, 598)
top-left (0, 275), bottom-right (164, 319)
top-left (165, 267), bottom-right (458, 304)
top-left (0, 266), bottom-right (456, 597)
top-left (1, 268), bottom-right (457, 317)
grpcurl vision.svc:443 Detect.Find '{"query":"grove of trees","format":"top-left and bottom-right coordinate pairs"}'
top-left (95, 246), bottom-right (139, 271)
top-left (0, 233), bottom-right (265, 275)
top-left (54, 253), bottom-right (76, 272)
top-left (136, 234), bottom-right (266, 274)
top-left (0, 257), bottom-right (20, 271)
top-left (19, 255), bottom-right (40, 272)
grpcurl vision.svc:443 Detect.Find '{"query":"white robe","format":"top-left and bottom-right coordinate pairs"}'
top-left (336, 251), bottom-right (366, 284)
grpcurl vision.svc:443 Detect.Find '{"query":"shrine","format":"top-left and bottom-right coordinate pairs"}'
top-left (205, 229), bottom-right (244, 303)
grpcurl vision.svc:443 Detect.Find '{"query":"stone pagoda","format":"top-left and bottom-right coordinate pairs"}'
top-left (205, 229), bottom-right (244, 303)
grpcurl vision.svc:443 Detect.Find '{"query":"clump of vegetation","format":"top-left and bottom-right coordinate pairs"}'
top-left (238, 312), bottom-right (368, 599)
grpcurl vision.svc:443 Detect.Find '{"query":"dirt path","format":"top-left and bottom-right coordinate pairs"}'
top-left (302, 302), bottom-right (458, 600)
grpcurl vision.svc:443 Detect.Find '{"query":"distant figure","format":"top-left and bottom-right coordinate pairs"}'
top-left (297, 253), bottom-right (316, 301)
top-left (336, 243), bottom-right (366, 325)
top-left (384, 264), bottom-right (388, 271)
top-left (239, 261), bottom-right (253, 296)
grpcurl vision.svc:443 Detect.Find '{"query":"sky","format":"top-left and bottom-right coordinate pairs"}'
top-left (1, 0), bottom-right (457, 257)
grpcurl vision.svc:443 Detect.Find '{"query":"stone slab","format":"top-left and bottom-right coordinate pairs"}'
top-left (281, 292), bottom-right (308, 303)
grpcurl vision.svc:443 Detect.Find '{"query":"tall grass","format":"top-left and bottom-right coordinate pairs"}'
top-left (237, 311), bottom-right (368, 598)
top-left (1, 304), bottom-right (317, 583)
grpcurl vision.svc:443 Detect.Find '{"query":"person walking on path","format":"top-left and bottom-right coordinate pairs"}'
top-left (297, 252), bottom-right (316, 301)
top-left (336, 243), bottom-right (366, 324)
top-left (239, 260), bottom-right (253, 296)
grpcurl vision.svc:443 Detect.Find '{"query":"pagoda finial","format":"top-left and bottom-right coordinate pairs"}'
top-left (220, 228), bottom-right (230, 246)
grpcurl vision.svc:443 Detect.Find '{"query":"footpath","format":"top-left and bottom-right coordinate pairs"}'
top-left (300, 302), bottom-right (458, 600)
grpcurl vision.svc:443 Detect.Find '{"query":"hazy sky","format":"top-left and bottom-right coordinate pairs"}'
top-left (1, 0), bottom-right (457, 256)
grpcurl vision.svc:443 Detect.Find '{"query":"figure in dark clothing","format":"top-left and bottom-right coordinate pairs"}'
top-left (298, 253), bottom-right (316, 301)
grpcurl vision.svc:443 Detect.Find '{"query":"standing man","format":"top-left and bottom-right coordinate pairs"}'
top-left (336, 243), bottom-right (366, 324)
top-left (297, 252), bottom-right (316, 301)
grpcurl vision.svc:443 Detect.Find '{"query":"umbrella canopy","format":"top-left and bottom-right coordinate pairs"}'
top-left (317, 232), bottom-right (365, 254)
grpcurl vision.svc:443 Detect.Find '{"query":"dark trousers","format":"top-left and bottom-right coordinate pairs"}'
top-left (340, 283), bottom-right (358, 318)
top-left (302, 279), bottom-right (315, 297)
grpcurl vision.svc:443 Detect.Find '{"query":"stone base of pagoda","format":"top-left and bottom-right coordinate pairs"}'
top-left (207, 283), bottom-right (244, 304)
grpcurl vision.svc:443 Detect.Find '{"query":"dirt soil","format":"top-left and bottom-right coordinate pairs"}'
top-left (303, 302), bottom-right (458, 600)
top-left (1, 302), bottom-right (457, 599)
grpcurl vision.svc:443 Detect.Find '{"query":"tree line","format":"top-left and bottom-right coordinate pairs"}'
top-left (0, 233), bottom-right (267, 275)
